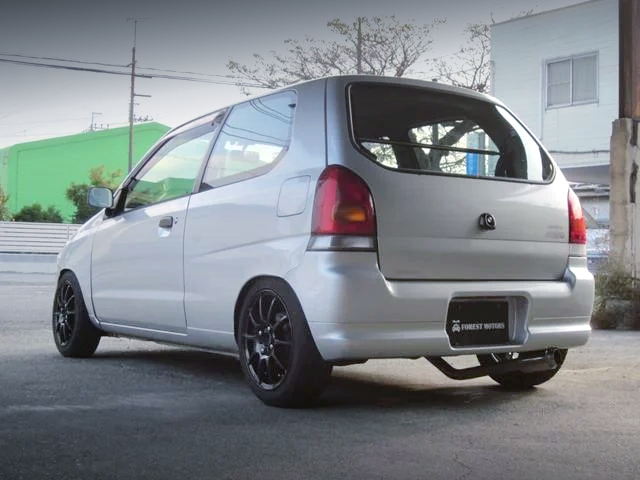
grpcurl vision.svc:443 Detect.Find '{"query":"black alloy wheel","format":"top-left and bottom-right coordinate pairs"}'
top-left (53, 278), bottom-right (76, 348)
top-left (241, 289), bottom-right (293, 390)
top-left (52, 271), bottom-right (101, 357)
top-left (237, 278), bottom-right (332, 407)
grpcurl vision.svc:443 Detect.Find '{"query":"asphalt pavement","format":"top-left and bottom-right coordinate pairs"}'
top-left (1, 272), bottom-right (639, 480)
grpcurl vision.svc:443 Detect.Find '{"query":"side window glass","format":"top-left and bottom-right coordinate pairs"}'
top-left (200, 91), bottom-right (296, 190)
top-left (125, 129), bottom-right (215, 210)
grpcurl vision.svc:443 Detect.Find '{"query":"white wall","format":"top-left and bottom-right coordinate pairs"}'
top-left (492, 0), bottom-right (618, 169)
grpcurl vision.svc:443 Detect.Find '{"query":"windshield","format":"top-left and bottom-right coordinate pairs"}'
top-left (349, 83), bottom-right (553, 182)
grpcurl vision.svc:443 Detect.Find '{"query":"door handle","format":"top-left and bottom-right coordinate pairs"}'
top-left (159, 216), bottom-right (174, 229)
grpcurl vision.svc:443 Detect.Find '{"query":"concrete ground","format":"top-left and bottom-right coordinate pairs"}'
top-left (1, 272), bottom-right (639, 480)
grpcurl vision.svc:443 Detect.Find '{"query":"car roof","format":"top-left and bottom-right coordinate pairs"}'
top-left (165, 75), bottom-right (504, 138)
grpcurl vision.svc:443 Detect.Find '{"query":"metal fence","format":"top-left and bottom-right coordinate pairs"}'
top-left (0, 221), bottom-right (81, 254)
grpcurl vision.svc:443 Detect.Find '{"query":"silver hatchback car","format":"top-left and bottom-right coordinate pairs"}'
top-left (53, 76), bottom-right (595, 407)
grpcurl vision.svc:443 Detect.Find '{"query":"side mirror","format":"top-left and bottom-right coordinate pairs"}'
top-left (88, 187), bottom-right (114, 209)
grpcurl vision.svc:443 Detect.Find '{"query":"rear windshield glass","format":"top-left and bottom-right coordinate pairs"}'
top-left (349, 83), bottom-right (553, 182)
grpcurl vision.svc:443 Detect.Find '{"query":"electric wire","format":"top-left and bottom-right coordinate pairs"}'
top-left (0, 57), bottom-right (266, 88)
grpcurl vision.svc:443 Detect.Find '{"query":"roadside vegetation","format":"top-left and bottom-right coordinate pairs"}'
top-left (66, 166), bottom-right (122, 223)
top-left (13, 204), bottom-right (63, 223)
top-left (0, 166), bottom-right (122, 224)
top-left (592, 259), bottom-right (640, 330)
top-left (0, 185), bottom-right (9, 221)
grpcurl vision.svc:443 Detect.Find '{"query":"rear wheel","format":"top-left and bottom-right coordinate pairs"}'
top-left (237, 278), bottom-right (332, 407)
top-left (477, 349), bottom-right (568, 389)
top-left (52, 271), bottom-right (101, 357)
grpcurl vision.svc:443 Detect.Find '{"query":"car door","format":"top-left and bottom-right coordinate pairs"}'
top-left (91, 123), bottom-right (217, 333)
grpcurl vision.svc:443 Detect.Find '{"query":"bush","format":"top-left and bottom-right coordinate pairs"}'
top-left (592, 259), bottom-right (640, 330)
top-left (13, 204), bottom-right (63, 223)
top-left (0, 185), bottom-right (9, 221)
top-left (66, 166), bottom-right (122, 224)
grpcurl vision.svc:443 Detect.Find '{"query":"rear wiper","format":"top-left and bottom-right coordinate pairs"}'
top-left (358, 137), bottom-right (500, 157)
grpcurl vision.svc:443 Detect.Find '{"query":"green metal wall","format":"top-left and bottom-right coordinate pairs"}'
top-left (1, 123), bottom-right (170, 221)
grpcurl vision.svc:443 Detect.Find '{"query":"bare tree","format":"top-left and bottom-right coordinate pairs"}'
top-left (433, 23), bottom-right (492, 93)
top-left (434, 11), bottom-right (533, 93)
top-left (227, 16), bottom-right (444, 93)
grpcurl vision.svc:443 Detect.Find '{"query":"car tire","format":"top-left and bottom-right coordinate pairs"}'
top-left (52, 271), bottom-right (101, 358)
top-left (477, 349), bottom-right (568, 390)
top-left (237, 278), bottom-right (332, 407)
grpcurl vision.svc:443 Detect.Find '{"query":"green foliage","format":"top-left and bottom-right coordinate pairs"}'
top-left (13, 203), bottom-right (63, 223)
top-left (592, 259), bottom-right (640, 330)
top-left (0, 185), bottom-right (10, 221)
top-left (66, 166), bottom-right (123, 224)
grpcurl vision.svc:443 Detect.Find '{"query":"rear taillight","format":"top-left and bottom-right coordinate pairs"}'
top-left (309, 166), bottom-right (376, 251)
top-left (568, 188), bottom-right (587, 244)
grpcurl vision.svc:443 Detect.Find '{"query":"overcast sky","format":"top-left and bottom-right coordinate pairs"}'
top-left (0, 0), bottom-right (586, 149)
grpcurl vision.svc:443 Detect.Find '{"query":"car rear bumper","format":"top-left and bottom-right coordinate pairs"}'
top-left (286, 252), bottom-right (594, 362)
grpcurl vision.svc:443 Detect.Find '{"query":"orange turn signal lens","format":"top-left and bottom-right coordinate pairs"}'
top-left (334, 205), bottom-right (368, 223)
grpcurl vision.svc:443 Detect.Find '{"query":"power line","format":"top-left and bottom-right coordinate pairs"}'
top-left (0, 52), bottom-right (258, 83)
top-left (0, 116), bottom-right (90, 128)
top-left (0, 51), bottom-right (479, 88)
top-left (0, 52), bottom-right (128, 69)
top-left (0, 58), bottom-right (151, 78)
top-left (0, 57), bottom-right (265, 87)
top-left (135, 66), bottom-right (242, 80)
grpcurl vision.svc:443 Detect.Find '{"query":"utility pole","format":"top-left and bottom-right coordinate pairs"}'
top-left (356, 17), bottom-right (363, 74)
top-left (90, 112), bottom-right (101, 131)
top-left (610, 0), bottom-right (640, 274)
top-left (127, 18), bottom-right (152, 173)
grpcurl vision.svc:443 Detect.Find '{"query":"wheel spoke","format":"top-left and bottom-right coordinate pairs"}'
top-left (59, 323), bottom-right (68, 343)
top-left (272, 314), bottom-right (288, 331)
top-left (258, 294), bottom-right (267, 325)
top-left (64, 294), bottom-right (75, 311)
top-left (243, 332), bottom-right (258, 340)
top-left (271, 351), bottom-right (286, 371)
top-left (54, 320), bottom-right (62, 337)
top-left (57, 284), bottom-right (66, 306)
top-left (265, 356), bottom-right (275, 385)
top-left (248, 350), bottom-right (260, 369)
top-left (248, 311), bottom-right (259, 329)
top-left (258, 356), bottom-right (268, 384)
top-left (266, 296), bottom-right (277, 324)
top-left (274, 338), bottom-right (291, 347)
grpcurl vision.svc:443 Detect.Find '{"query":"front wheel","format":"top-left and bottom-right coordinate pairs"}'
top-left (237, 278), bottom-right (332, 407)
top-left (477, 349), bottom-right (568, 390)
top-left (52, 271), bottom-right (101, 357)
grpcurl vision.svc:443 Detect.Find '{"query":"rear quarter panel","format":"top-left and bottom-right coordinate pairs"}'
top-left (182, 80), bottom-right (328, 351)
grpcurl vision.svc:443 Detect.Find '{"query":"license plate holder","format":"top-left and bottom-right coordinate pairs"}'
top-left (446, 300), bottom-right (509, 347)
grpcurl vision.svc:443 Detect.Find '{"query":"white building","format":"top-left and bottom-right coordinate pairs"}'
top-left (491, 0), bottom-right (618, 226)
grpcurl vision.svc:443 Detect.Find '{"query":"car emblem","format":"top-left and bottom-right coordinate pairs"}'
top-left (451, 320), bottom-right (461, 333)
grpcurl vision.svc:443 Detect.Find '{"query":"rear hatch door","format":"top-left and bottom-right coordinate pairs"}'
top-left (347, 82), bottom-right (570, 281)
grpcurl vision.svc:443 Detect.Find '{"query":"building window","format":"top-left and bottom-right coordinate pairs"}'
top-left (546, 53), bottom-right (598, 108)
